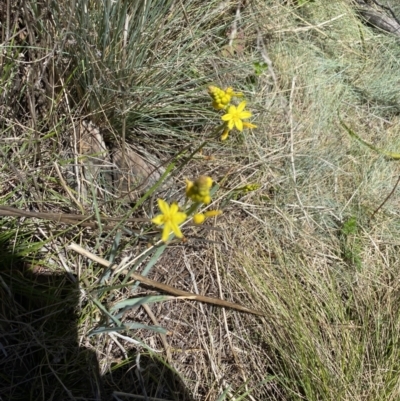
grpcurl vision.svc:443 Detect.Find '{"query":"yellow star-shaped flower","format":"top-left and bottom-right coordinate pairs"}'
top-left (152, 199), bottom-right (187, 242)
top-left (221, 101), bottom-right (252, 131)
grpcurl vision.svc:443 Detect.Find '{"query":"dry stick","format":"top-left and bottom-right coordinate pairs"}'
top-left (276, 12), bottom-right (345, 35)
top-left (0, 205), bottom-right (148, 225)
top-left (53, 161), bottom-right (85, 214)
top-left (228, 4), bottom-right (241, 50)
top-left (370, 175), bottom-right (400, 220)
top-left (68, 243), bottom-right (264, 317)
top-left (0, 205), bottom-right (149, 235)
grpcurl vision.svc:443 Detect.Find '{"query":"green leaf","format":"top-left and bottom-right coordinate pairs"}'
top-left (89, 322), bottom-right (167, 336)
top-left (341, 216), bottom-right (357, 236)
top-left (92, 298), bottom-right (122, 327)
top-left (110, 294), bottom-right (172, 312)
top-left (253, 62), bottom-right (268, 76)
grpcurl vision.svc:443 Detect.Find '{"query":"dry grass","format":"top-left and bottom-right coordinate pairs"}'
top-left (2, 0), bottom-right (400, 400)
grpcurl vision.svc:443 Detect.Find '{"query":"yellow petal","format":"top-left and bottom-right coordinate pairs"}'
top-left (237, 101), bottom-right (247, 112)
top-left (185, 179), bottom-right (193, 195)
top-left (221, 94), bottom-right (231, 105)
top-left (174, 212), bottom-right (187, 225)
top-left (157, 198), bottom-right (169, 215)
top-left (235, 118), bottom-right (243, 131)
top-left (204, 210), bottom-right (222, 218)
top-left (239, 110), bottom-right (252, 119)
top-left (169, 221), bottom-right (184, 238)
top-left (227, 120), bottom-right (235, 130)
top-left (152, 214), bottom-right (164, 226)
top-left (221, 129), bottom-right (230, 141)
top-left (221, 113), bottom-right (232, 122)
top-left (228, 104), bottom-right (237, 113)
top-left (243, 122), bottom-right (257, 129)
top-left (170, 202), bottom-right (180, 215)
top-left (161, 223), bottom-right (172, 242)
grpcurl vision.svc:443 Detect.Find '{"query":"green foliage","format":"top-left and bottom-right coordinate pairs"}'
top-left (253, 61), bottom-right (268, 76)
top-left (340, 216), bottom-right (362, 269)
top-left (341, 216), bottom-right (357, 236)
top-left (56, 0), bottom-right (239, 147)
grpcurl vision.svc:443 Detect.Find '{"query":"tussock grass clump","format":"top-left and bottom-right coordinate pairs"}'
top-left (56, 0), bottom-right (252, 147)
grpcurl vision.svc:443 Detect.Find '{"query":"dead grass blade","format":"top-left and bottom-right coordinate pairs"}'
top-left (68, 242), bottom-right (264, 316)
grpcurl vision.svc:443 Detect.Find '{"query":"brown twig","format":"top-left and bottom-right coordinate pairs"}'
top-left (53, 161), bottom-right (85, 214)
top-left (0, 205), bottom-right (147, 229)
top-left (370, 175), bottom-right (400, 220)
top-left (68, 243), bottom-right (264, 317)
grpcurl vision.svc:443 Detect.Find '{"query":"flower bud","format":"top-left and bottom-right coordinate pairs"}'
top-left (193, 213), bottom-right (206, 225)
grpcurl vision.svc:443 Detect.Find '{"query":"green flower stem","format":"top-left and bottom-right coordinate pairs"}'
top-left (185, 202), bottom-right (202, 216)
top-left (176, 124), bottom-right (225, 171)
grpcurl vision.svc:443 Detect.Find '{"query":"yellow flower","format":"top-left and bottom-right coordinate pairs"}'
top-left (193, 210), bottom-right (222, 225)
top-left (221, 101), bottom-right (252, 131)
top-left (221, 121), bottom-right (256, 141)
top-left (151, 199), bottom-right (187, 242)
top-left (186, 176), bottom-right (213, 204)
